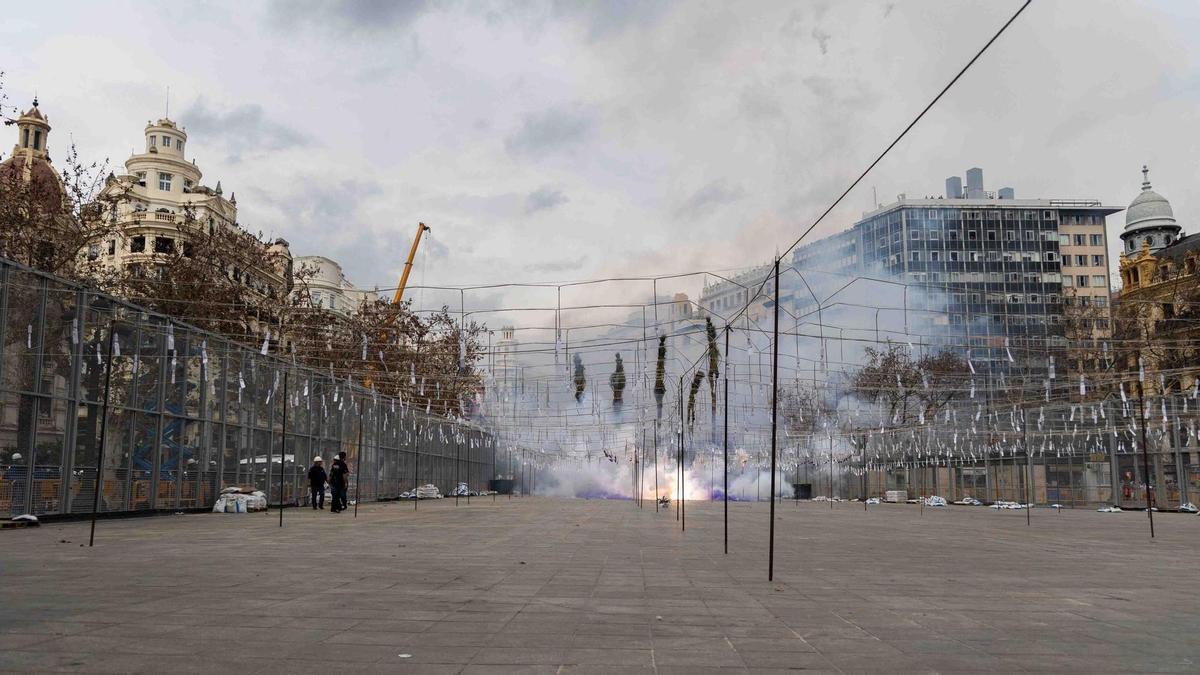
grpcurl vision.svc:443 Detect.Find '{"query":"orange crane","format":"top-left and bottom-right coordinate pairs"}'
top-left (393, 222), bottom-right (431, 304)
top-left (363, 222), bottom-right (430, 389)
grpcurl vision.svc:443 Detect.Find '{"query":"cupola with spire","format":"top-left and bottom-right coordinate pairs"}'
top-left (10, 98), bottom-right (52, 161)
top-left (1120, 165), bottom-right (1181, 254)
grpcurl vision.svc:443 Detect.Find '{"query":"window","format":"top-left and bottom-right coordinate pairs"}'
top-left (929, 230), bottom-right (940, 241)
top-left (87, 244), bottom-right (100, 260)
top-left (1045, 252), bottom-right (1059, 262)
top-left (21, 128), bottom-right (28, 148)
top-left (130, 236), bottom-right (145, 253)
top-left (33, 130), bottom-right (42, 150)
top-left (1092, 255), bottom-right (1104, 267)
top-left (1095, 296), bottom-right (1108, 307)
top-left (1029, 294), bottom-right (1040, 304)
top-left (158, 172), bottom-right (173, 191)
top-left (1073, 234), bottom-right (1085, 246)
top-left (1062, 275), bottom-right (1074, 287)
top-left (313, 292), bottom-right (322, 307)
top-left (1077, 275), bottom-right (1089, 287)
top-left (1075, 255), bottom-right (1087, 266)
top-left (1059, 234), bottom-right (1070, 246)
top-left (182, 241), bottom-right (194, 257)
top-left (1092, 275), bottom-right (1106, 287)
top-left (107, 240), bottom-right (115, 255)
top-left (1025, 230), bottom-right (1035, 241)
top-left (947, 230), bottom-right (959, 241)
top-left (910, 230), bottom-right (920, 240)
top-left (969, 252), bottom-right (983, 262)
top-left (184, 179), bottom-right (193, 190)
top-left (949, 251), bottom-right (960, 262)
top-left (968, 230), bottom-right (979, 241)
top-left (149, 135), bottom-right (156, 147)
top-left (1005, 230), bottom-right (1017, 241)
top-left (136, 172), bottom-right (146, 187)
top-left (154, 236), bottom-right (175, 254)
top-left (986, 230), bottom-right (997, 241)
top-left (1090, 234), bottom-right (1103, 246)
top-left (162, 136), bottom-right (171, 148)
top-left (911, 251), bottom-right (921, 261)
top-left (930, 251), bottom-right (940, 262)
top-left (330, 296), bottom-right (337, 310)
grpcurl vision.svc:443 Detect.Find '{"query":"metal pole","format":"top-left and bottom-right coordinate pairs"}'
top-left (414, 417), bottom-right (420, 511)
top-left (353, 402), bottom-right (362, 518)
top-left (279, 372), bottom-right (288, 527)
top-left (724, 324), bottom-right (730, 555)
top-left (654, 420), bottom-right (659, 512)
top-left (1136, 380), bottom-right (1155, 537)
top-left (678, 375), bottom-right (683, 526)
top-left (768, 258), bottom-right (780, 581)
top-left (88, 320), bottom-right (117, 548)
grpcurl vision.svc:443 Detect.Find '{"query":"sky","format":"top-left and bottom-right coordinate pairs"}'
top-left (3, 0), bottom-right (1200, 330)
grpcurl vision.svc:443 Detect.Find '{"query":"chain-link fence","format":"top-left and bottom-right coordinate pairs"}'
top-left (0, 258), bottom-right (495, 517)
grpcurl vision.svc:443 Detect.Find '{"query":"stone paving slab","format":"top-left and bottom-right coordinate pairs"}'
top-left (1, 497), bottom-right (1199, 673)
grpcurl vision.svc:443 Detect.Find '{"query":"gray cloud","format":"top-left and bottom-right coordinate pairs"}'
top-left (551, 0), bottom-right (670, 41)
top-left (266, 0), bottom-right (429, 33)
top-left (505, 105), bottom-right (593, 158)
top-left (524, 255), bottom-right (588, 274)
top-left (812, 27), bottom-right (831, 55)
top-left (181, 99), bottom-right (310, 162)
top-left (524, 186), bottom-right (569, 214)
top-left (674, 180), bottom-right (745, 220)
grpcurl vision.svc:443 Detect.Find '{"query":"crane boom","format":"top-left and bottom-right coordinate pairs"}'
top-left (393, 222), bottom-right (430, 304)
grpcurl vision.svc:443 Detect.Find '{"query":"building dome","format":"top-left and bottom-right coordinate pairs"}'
top-left (1125, 189), bottom-right (1175, 230)
top-left (0, 99), bottom-right (67, 215)
top-left (1120, 166), bottom-right (1181, 253)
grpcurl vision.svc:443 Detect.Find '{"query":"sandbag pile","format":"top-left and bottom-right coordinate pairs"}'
top-left (212, 486), bottom-right (268, 513)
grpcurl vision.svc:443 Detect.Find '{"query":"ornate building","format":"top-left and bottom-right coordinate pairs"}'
top-left (292, 255), bottom-right (372, 317)
top-left (1116, 166), bottom-right (1200, 393)
top-left (90, 117), bottom-right (292, 297)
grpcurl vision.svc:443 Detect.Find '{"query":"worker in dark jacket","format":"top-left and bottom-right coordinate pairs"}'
top-left (307, 457), bottom-right (327, 510)
top-left (329, 452), bottom-right (350, 513)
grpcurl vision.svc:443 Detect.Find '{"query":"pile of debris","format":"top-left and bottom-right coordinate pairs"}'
top-left (212, 486), bottom-right (268, 513)
top-left (401, 484), bottom-right (444, 500)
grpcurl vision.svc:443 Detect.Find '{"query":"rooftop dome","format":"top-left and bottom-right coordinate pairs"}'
top-left (1124, 165), bottom-right (1180, 235)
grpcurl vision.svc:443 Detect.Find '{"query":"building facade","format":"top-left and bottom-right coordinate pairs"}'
top-left (90, 117), bottom-right (292, 297)
top-left (1116, 166), bottom-right (1199, 392)
top-left (292, 255), bottom-right (373, 317)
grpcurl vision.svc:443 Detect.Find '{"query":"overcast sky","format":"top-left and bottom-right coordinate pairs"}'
top-left (4, 0), bottom-right (1199, 329)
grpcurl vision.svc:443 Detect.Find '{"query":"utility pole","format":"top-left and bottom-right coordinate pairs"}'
top-left (768, 258), bottom-right (780, 581)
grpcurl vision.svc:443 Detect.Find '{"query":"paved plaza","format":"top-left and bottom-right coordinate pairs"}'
top-left (2, 497), bottom-right (1199, 673)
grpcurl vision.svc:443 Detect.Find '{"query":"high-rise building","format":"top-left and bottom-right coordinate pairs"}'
top-left (789, 167), bottom-right (1123, 373)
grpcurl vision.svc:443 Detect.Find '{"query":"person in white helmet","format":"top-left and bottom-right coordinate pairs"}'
top-left (307, 456), bottom-right (327, 510)
top-left (7, 453), bottom-right (27, 515)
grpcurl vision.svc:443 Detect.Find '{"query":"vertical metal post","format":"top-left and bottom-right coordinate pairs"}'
top-left (1136, 380), bottom-right (1155, 537)
top-left (88, 320), bottom-right (117, 547)
top-left (279, 372), bottom-right (288, 527)
top-left (354, 403), bottom-right (362, 517)
top-left (724, 324), bottom-right (729, 555)
top-left (654, 420), bottom-right (659, 512)
top-left (677, 376), bottom-right (683, 526)
top-left (414, 416), bottom-right (420, 511)
top-left (768, 258), bottom-right (780, 581)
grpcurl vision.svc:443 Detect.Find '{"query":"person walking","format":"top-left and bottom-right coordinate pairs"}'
top-left (307, 457), bottom-right (327, 510)
top-left (329, 452), bottom-right (350, 513)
